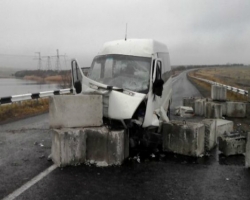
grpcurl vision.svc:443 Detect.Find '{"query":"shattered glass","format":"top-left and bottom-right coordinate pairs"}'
top-left (88, 54), bottom-right (151, 93)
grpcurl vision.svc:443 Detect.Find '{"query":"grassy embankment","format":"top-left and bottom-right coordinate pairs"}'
top-left (24, 75), bottom-right (66, 82)
top-left (188, 67), bottom-right (250, 102)
top-left (0, 70), bottom-right (72, 123)
top-left (0, 99), bottom-right (49, 124)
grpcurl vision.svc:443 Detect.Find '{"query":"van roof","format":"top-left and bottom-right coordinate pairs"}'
top-left (97, 39), bottom-right (168, 57)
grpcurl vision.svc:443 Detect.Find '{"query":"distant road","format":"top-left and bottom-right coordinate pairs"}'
top-left (171, 70), bottom-right (202, 109)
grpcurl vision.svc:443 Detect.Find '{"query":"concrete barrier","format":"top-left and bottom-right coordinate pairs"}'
top-left (246, 132), bottom-right (250, 168)
top-left (202, 119), bottom-right (216, 151)
top-left (49, 95), bottom-right (103, 128)
top-left (220, 102), bottom-right (227, 116)
top-left (213, 104), bottom-right (222, 118)
top-left (205, 102), bottom-right (222, 119)
top-left (195, 99), bottom-right (206, 116)
top-left (162, 121), bottom-right (205, 157)
top-left (226, 102), bottom-right (247, 118)
top-left (51, 127), bottom-right (129, 167)
top-left (86, 127), bottom-right (129, 166)
top-left (218, 135), bottom-right (246, 156)
top-left (107, 130), bottom-right (129, 165)
top-left (205, 102), bottom-right (213, 118)
top-left (85, 127), bottom-right (108, 166)
top-left (51, 129), bottom-right (87, 167)
top-left (211, 85), bottom-right (227, 101)
top-left (216, 119), bottom-right (234, 138)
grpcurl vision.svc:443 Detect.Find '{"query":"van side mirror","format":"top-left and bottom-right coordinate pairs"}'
top-left (74, 80), bottom-right (82, 94)
top-left (152, 60), bottom-right (164, 97)
top-left (71, 59), bottom-right (83, 94)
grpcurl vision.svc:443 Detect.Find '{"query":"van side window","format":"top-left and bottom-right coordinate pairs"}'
top-left (72, 61), bottom-right (82, 83)
top-left (157, 53), bottom-right (172, 83)
top-left (89, 62), bottom-right (102, 81)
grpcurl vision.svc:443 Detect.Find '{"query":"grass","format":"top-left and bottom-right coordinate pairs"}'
top-left (0, 98), bottom-right (49, 123)
top-left (188, 71), bottom-right (248, 102)
top-left (190, 66), bottom-right (250, 91)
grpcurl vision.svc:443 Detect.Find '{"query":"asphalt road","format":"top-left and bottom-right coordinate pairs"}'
top-left (170, 70), bottom-right (202, 109)
top-left (1, 71), bottom-right (250, 200)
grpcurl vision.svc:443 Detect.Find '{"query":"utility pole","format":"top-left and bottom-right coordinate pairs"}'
top-left (51, 49), bottom-right (64, 71)
top-left (41, 56), bottom-right (52, 71)
top-left (35, 52), bottom-right (42, 70)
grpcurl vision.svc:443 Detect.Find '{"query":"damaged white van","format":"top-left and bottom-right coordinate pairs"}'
top-left (71, 39), bottom-right (172, 150)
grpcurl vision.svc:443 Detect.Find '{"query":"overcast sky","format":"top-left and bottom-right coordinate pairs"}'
top-left (0, 0), bottom-right (250, 70)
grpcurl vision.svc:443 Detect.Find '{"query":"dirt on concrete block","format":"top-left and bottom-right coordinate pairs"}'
top-left (162, 121), bottom-right (205, 157)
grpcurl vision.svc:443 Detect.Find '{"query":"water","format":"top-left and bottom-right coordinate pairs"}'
top-left (0, 78), bottom-right (62, 98)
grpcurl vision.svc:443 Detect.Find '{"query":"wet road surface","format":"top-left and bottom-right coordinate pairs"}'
top-left (171, 70), bottom-right (202, 109)
top-left (0, 114), bottom-right (52, 199)
top-left (1, 71), bottom-right (250, 200)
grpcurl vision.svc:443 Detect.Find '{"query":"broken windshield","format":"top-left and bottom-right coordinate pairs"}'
top-left (88, 54), bottom-right (151, 93)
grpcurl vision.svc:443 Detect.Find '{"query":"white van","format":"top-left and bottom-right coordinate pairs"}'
top-left (71, 39), bottom-right (172, 130)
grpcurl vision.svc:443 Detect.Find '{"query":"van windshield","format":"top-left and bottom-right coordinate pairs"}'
top-left (88, 54), bottom-right (151, 93)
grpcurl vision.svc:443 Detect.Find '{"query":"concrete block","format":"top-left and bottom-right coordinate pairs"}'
top-left (211, 85), bottom-right (227, 101)
top-left (85, 127), bottom-right (129, 166)
top-left (51, 127), bottom-right (129, 167)
top-left (202, 119), bottom-right (216, 151)
top-left (216, 119), bottom-right (234, 138)
top-left (205, 102), bottom-right (213, 118)
top-left (213, 104), bottom-right (222, 118)
top-left (218, 134), bottom-right (246, 156)
top-left (162, 121), bottom-right (205, 157)
top-left (85, 127), bottom-right (108, 166)
top-left (49, 95), bottom-right (103, 128)
top-left (220, 102), bottom-right (227, 116)
top-left (205, 102), bottom-right (222, 119)
top-left (226, 102), bottom-right (247, 118)
top-left (51, 129), bottom-right (87, 167)
top-left (107, 130), bottom-right (129, 165)
top-left (246, 132), bottom-right (250, 168)
top-left (195, 99), bottom-right (206, 116)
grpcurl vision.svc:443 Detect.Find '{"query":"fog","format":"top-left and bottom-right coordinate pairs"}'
top-left (0, 0), bottom-right (250, 70)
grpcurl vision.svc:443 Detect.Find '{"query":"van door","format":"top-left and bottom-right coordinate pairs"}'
top-left (71, 59), bottom-right (84, 94)
top-left (143, 58), bottom-right (163, 127)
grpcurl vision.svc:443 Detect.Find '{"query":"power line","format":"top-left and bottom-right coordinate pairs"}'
top-left (51, 49), bottom-right (64, 71)
top-left (34, 52), bottom-right (42, 70)
top-left (41, 56), bottom-right (52, 70)
top-left (0, 53), bottom-right (35, 57)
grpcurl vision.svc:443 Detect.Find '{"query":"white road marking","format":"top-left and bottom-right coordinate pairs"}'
top-left (2, 164), bottom-right (57, 200)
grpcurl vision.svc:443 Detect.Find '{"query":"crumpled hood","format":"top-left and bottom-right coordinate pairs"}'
top-left (81, 75), bottom-right (146, 120)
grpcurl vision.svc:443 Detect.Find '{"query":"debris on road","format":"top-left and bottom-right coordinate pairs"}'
top-left (39, 155), bottom-right (45, 159)
top-left (175, 106), bottom-right (194, 117)
top-left (218, 131), bottom-right (246, 156)
top-left (39, 143), bottom-right (44, 147)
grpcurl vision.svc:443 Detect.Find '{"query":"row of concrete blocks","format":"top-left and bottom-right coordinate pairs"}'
top-left (162, 119), bottom-right (234, 157)
top-left (161, 119), bottom-right (250, 168)
top-left (211, 85), bottom-right (250, 103)
top-left (211, 85), bottom-right (227, 101)
top-left (51, 127), bottom-right (129, 167)
top-left (183, 97), bottom-right (249, 118)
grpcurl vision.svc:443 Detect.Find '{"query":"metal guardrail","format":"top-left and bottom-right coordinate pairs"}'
top-left (0, 88), bottom-right (73, 105)
top-left (192, 76), bottom-right (249, 96)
